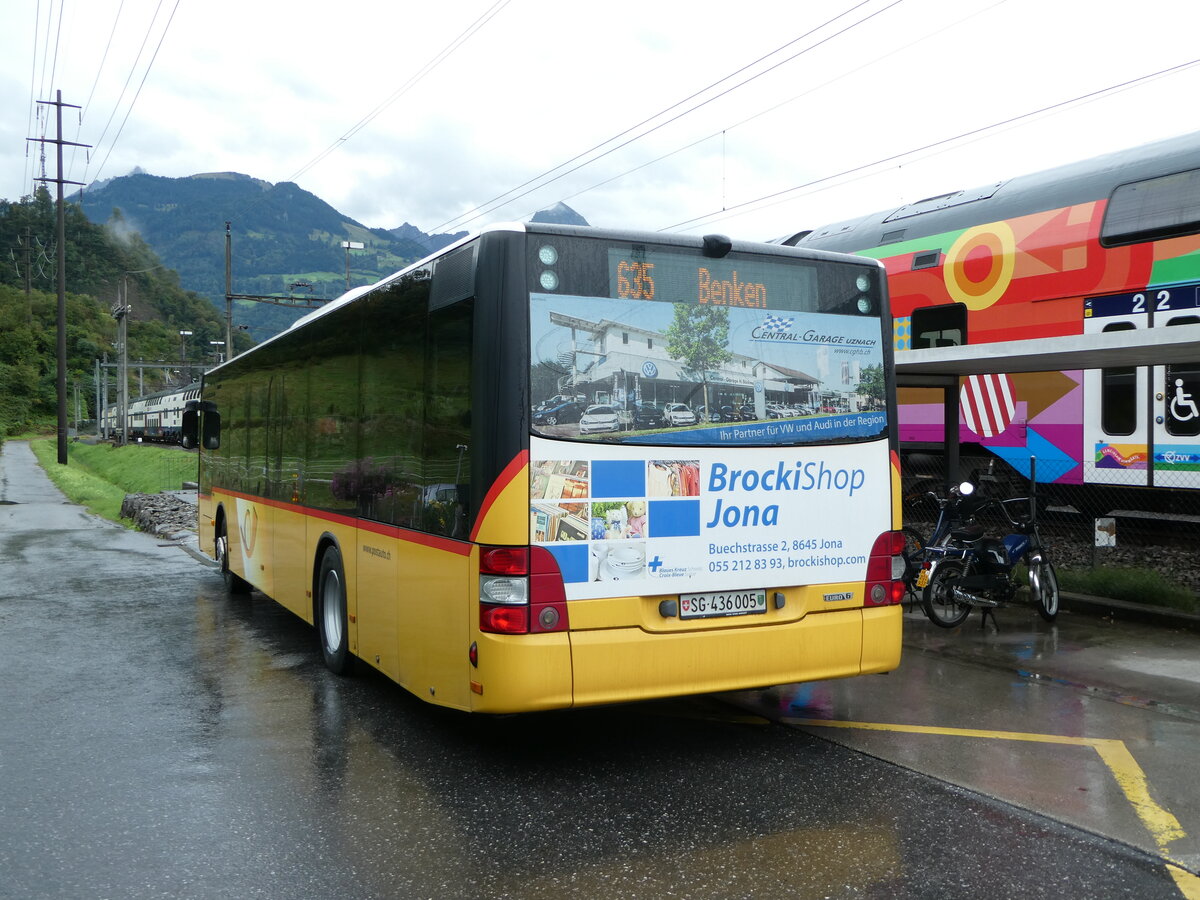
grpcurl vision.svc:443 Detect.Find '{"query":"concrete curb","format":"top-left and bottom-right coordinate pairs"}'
top-left (1059, 591), bottom-right (1200, 633)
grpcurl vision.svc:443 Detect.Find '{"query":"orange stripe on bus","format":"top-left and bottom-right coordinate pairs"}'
top-left (211, 488), bottom-right (470, 556)
top-left (469, 450), bottom-right (529, 543)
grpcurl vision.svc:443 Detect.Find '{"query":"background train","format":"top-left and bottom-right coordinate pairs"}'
top-left (102, 382), bottom-right (201, 443)
top-left (785, 130), bottom-right (1200, 515)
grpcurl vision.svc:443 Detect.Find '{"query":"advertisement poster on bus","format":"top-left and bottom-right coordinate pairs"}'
top-left (529, 436), bottom-right (891, 601)
top-left (529, 291), bottom-right (888, 447)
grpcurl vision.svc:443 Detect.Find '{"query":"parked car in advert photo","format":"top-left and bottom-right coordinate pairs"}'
top-left (532, 401), bottom-right (585, 426)
top-left (661, 403), bottom-right (697, 427)
top-left (630, 402), bottom-right (664, 429)
top-left (578, 404), bottom-right (620, 434)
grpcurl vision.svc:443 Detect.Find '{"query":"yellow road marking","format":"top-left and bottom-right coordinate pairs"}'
top-left (786, 717), bottom-right (1199, 898)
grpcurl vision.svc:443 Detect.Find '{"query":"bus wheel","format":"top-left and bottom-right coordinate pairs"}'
top-left (215, 516), bottom-right (251, 595)
top-left (317, 545), bottom-right (353, 675)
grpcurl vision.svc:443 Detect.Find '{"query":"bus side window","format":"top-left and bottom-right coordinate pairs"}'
top-left (1100, 322), bottom-right (1137, 436)
top-left (424, 298), bottom-right (473, 539)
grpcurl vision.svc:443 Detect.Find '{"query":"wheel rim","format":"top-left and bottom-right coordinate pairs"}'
top-left (322, 568), bottom-right (344, 653)
top-left (1032, 562), bottom-right (1059, 616)
top-left (216, 532), bottom-right (229, 573)
top-left (926, 562), bottom-right (970, 626)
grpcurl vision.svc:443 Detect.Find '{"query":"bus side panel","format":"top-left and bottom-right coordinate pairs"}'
top-left (272, 503), bottom-right (311, 622)
top-left (395, 540), bottom-right (474, 711)
top-left (232, 496), bottom-right (274, 600)
top-left (469, 632), bottom-right (574, 714)
top-left (567, 606), bottom-right (889, 708)
top-left (356, 533), bottom-right (400, 681)
top-left (198, 492), bottom-right (216, 558)
top-left (860, 605), bottom-right (903, 674)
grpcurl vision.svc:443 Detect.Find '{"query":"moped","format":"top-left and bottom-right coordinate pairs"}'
top-left (918, 480), bottom-right (1059, 628)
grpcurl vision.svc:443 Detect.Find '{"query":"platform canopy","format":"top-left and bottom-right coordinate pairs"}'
top-left (896, 322), bottom-right (1200, 385)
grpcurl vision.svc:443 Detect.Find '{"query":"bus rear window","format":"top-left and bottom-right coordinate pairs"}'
top-left (528, 235), bottom-right (888, 447)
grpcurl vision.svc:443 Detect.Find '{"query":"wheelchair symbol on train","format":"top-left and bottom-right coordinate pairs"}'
top-left (1171, 378), bottom-right (1200, 422)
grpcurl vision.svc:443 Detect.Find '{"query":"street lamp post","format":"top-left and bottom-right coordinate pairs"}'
top-left (341, 241), bottom-right (364, 291)
top-left (179, 330), bottom-right (192, 379)
top-left (210, 340), bottom-right (225, 365)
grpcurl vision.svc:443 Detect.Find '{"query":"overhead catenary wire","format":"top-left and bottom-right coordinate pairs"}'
top-left (530, 0), bottom-right (1008, 223)
top-left (430, 0), bottom-right (904, 234)
top-left (660, 57), bottom-right (1200, 233)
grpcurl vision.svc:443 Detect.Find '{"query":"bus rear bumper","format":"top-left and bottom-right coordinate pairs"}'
top-left (568, 605), bottom-right (901, 709)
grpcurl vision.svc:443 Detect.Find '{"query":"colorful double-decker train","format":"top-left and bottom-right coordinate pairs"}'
top-left (785, 130), bottom-right (1200, 509)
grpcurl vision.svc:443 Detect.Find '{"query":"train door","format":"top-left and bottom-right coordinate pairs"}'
top-left (1083, 291), bottom-right (1149, 487)
top-left (1150, 288), bottom-right (1200, 489)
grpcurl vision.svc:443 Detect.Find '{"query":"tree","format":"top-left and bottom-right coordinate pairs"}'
top-left (664, 305), bottom-right (733, 415)
top-left (858, 363), bottom-right (886, 409)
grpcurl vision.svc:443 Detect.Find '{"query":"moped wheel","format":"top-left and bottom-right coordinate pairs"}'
top-left (900, 526), bottom-right (926, 600)
top-left (921, 558), bottom-right (973, 628)
top-left (1029, 558), bottom-right (1059, 622)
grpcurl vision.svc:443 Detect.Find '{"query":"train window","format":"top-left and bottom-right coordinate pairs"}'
top-left (1165, 316), bottom-right (1200, 437)
top-left (1101, 168), bottom-right (1200, 247)
top-left (1100, 322), bottom-right (1137, 436)
top-left (911, 250), bottom-right (941, 270)
top-left (910, 303), bottom-right (966, 348)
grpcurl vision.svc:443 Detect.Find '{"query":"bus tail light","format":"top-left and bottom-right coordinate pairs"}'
top-left (530, 546), bottom-right (569, 634)
top-left (865, 531), bottom-right (906, 607)
top-left (478, 546), bottom-right (569, 634)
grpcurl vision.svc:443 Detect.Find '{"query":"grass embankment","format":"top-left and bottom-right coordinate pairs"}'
top-left (29, 439), bottom-right (198, 525)
top-left (1058, 566), bottom-right (1198, 614)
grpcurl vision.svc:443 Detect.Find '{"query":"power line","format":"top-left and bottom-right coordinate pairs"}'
top-left (82, 0), bottom-right (127, 119)
top-left (285, 0), bottom-right (512, 186)
top-left (224, 1), bottom-right (511, 225)
top-left (89, 0), bottom-right (181, 185)
top-left (660, 57), bottom-right (1200, 233)
top-left (534, 0), bottom-right (1008, 222)
top-left (430, 0), bottom-right (904, 233)
top-left (86, 0), bottom-right (170, 184)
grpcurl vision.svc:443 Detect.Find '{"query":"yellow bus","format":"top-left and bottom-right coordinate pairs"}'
top-left (186, 223), bottom-right (904, 713)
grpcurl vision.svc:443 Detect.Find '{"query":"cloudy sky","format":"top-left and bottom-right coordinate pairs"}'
top-left (5, 0), bottom-right (1200, 243)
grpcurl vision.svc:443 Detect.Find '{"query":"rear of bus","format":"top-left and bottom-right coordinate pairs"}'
top-left (469, 225), bottom-right (903, 711)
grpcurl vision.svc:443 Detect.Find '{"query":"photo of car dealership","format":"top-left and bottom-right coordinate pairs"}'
top-left (532, 312), bottom-right (869, 435)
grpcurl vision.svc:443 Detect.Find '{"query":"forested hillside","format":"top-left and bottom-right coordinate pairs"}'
top-left (75, 172), bottom-right (466, 337)
top-left (0, 190), bottom-right (238, 434)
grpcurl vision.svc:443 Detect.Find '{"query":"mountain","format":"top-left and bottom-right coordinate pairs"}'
top-left (74, 172), bottom-right (466, 339)
top-left (529, 202), bottom-right (589, 226)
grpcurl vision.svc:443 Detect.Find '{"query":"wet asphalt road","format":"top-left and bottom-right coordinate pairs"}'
top-left (0, 441), bottom-right (1187, 899)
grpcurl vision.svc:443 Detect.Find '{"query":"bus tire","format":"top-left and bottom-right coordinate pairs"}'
top-left (317, 545), bottom-right (353, 675)
top-left (215, 515), bottom-right (252, 595)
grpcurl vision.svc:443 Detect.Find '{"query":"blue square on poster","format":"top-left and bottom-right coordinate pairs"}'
top-left (648, 499), bottom-right (701, 537)
top-left (544, 543), bottom-right (589, 583)
top-left (591, 460), bottom-right (646, 498)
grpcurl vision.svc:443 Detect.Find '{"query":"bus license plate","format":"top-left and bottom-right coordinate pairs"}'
top-left (679, 589), bottom-right (768, 619)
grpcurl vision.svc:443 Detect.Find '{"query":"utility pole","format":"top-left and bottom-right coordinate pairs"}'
top-left (29, 91), bottom-right (89, 464)
top-left (225, 221), bottom-right (329, 360)
top-left (112, 284), bottom-right (131, 446)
